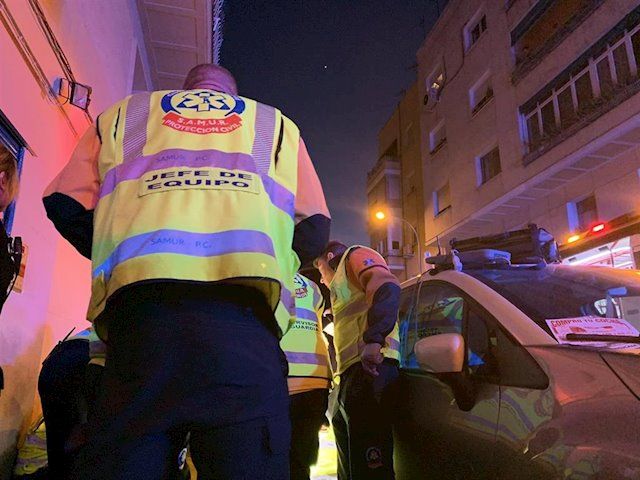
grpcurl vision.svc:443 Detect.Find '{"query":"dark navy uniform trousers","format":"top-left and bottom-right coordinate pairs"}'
top-left (39, 338), bottom-right (89, 479)
top-left (332, 359), bottom-right (399, 480)
top-left (70, 283), bottom-right (291, 480)
top-left (289, 388), bottom-right (329, 480)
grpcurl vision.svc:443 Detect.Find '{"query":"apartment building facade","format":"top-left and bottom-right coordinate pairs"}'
top-left (0, 1), bottom-right (218, 474)
top-left (367, 82), bottom-right (425, 280)
top-left (418, 0), bottom-right (640, 269)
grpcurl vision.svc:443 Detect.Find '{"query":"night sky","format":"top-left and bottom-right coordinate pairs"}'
top-left (222, 1), bottom-right (443, 245)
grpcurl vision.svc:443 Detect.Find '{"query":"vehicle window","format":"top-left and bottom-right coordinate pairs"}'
top-left (399, 281), bottom-right (549, 388)
top-left (402, 283), bottom-right (464, 369)
top-left (467, 266), bottom-right (640, 336)
top-left (466, 306), bottom-right (547, 388)
top-left (466, 307), bottom-right (494, 374)
top-left (398, 284), bottom-right (418, 362)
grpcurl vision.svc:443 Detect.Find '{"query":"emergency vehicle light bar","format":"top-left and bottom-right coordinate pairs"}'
top-left (450, 224), bottom-right (560, 265)
top-left (565, 223), bottom-right (608, 245)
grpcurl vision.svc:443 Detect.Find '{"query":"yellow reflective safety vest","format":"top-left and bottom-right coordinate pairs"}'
top-left (68, 327), bottom-right (106, 366)
top-left (329, 245), bottom-right (400, 375)
top-left (68, 327), bottom-right (93, 341)
top-left (90, 89), bottom-right (301, 338)
top-left (279, 273), bottom-right (331, 394)
top-left (13, 420), bottom-right (47, 477)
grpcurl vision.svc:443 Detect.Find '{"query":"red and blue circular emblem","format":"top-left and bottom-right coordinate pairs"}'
top-left (294, 274), bottom-right (309, 298)
top-left (160, 89), bottom-right (246, 134)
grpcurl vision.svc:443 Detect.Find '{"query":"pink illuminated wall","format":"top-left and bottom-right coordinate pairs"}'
top-left (0, 0), bottom-right (146, 475)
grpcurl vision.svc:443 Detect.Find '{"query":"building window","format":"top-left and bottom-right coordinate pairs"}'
top-left (568, 195), bottom-right (598, 231)
top-left (470, 72), bottom-right (493, 114)
top-left (477, 147), bottom-right (502, 185)
top-left (576, 195), bottom-right (598, 230)
top-left (434, 183), bottom-right (451, 216)
top-left (427, 63), bottom-right (446, 102)
top-left (0, 111), bottom-right (27, 235)
top-left (521, 20), bottom-right (640, 153)
top-left (429, 121), bottom-right (447, 154)
top-left (392, 240), bottom-right (400, 251)
top-left (464, 10), bottom-right (487, 51)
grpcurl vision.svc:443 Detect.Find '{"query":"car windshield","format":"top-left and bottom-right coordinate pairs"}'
top-left (466, 265), bottom-right (640, 344)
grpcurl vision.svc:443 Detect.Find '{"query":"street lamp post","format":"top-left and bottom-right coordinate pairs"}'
top-left (374, 210), bottom-right (423, 274)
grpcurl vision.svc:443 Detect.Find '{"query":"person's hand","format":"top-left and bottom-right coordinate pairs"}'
top-left (361, 343), bottom-right (383, 377)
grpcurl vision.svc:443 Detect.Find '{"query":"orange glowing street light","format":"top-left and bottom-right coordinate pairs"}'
top-left (372, 209), bottom-right (423, 272)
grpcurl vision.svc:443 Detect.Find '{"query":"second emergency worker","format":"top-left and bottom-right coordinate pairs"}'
top-left (280, 273), bottom-right (332, 480)
top-left (315, 241), bottom-right (401, 479)
top-left (43, 64), bottom-right (330, 480)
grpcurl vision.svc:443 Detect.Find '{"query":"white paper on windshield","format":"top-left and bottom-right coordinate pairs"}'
top-left (546, 317), bottom-right (640, 349)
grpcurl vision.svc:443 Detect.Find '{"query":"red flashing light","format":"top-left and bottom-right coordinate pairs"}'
top-left (591, 223), bottom-right (606, 233)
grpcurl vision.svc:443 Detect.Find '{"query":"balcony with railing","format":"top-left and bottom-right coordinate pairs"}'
top-left (511, 0), bottom-right (605, 83)
top-left (366, 154), bottom-right (400, 183)
top-left (520, 7), bottom-right (640, 164)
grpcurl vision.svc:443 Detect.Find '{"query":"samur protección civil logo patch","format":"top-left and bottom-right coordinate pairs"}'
top-left (160, 89), bottom-right (246, 134)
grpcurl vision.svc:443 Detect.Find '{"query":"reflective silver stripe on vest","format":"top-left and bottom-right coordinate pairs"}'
top-left (251, 103), bottom-right (276, 176)
top-left (285, 351), bottom-right (329, 365)
top-left (123, 93), bottom-right (150, 163)
top-left (295, 307), bottom-right (318, 322)
top-left (340, 340), bottom-right (365, 361)
top-left (387, 337), bottom-right (400, 351)
top-left (93, 228), bottom-right (276, 280)
top-left (338, 337), bottom-right (399, 361)
top-left (280, 286), bottom-right (296, 316)
top-left (333, 299), bottom-right (367, 318)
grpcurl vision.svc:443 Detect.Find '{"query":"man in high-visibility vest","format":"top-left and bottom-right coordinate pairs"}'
top-left (315, 241), bottom-right (400, 479)
top-left (280, 273), bottom-right (331, 480)
top-left (43, 64), bottom-right (330, 480)
top-left (38, 328), bottom-right (190, 479)
top-left (38, 327), bottom-right (100, 479)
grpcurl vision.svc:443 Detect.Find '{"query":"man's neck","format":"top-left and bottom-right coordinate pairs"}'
top-left (188, 83), bottom-right (232, 94)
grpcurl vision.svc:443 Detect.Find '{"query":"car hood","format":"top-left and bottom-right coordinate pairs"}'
top-left (600, 350), bottom-right (640, 399)
top-left (536, 343), bottom-right (640, 399)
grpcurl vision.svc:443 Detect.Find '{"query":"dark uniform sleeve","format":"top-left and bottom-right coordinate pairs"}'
top-left (292, 137), bottom-right (330, 267)
top-left (346, 247), bottom-right (400, 346)
top-left (42, 126), bottom-right (101, 259)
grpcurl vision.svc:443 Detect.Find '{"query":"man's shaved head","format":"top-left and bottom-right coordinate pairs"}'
top-left (183, 64), bottom-right (238, 95)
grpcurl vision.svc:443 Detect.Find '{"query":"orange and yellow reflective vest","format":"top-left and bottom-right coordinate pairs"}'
top-left (279, 273), bottom-right (331, 394)
top-left (90, 89), bottom-right (301, 338)
top-left (329, 246), bottom-right (400, 375)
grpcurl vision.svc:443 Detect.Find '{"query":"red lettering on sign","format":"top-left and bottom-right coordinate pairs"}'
top-left (162, 113), bottom-right (242, 134)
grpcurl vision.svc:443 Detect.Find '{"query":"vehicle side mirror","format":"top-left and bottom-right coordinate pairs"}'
top-left (414, 333), bottom-right (465, 373)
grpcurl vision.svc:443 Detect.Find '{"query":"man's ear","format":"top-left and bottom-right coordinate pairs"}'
top-left (327, 252), bottom-right (335, 262)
